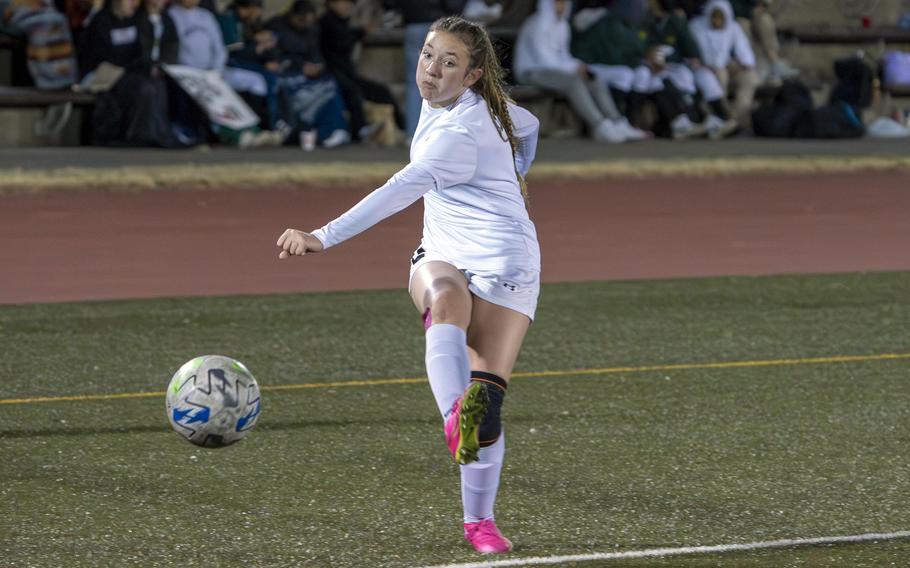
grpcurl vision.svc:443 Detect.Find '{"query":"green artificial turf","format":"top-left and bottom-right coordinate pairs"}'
top-left (1, 272), bottom-right (909, 567)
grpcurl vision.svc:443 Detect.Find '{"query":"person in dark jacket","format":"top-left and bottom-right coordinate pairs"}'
top-left (79, 0), bottom-right (175, 146)
top-left (320, 0), bottom-right (405, 141)
top-left (222, 0), bottom-right (285, 131)
top-left (138, 0), bottom-right (179, 72)
top-left (264, 0), bottom-right (351, 148)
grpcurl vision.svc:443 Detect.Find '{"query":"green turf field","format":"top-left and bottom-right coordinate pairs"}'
top-left (2, 272), bottom-right (909, 567)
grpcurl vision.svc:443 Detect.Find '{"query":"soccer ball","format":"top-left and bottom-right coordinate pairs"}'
top-left (166, 355), bottom-right (262, 448)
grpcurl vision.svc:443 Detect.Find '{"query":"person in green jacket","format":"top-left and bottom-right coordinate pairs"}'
top-left (570, 2), bottom-right (650, 137)
top-left (631, 0), bottom-right (737, 138)
top-left (642, 0), bottom-right (701, 63)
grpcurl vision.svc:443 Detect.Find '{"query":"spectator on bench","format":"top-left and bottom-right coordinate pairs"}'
top-left (571, 1), bottom-right (652, 137)
top-left (266, 0), bottom-right (351, 148)
top-left (220, 0), bottom-right (284, 132)
top-left (320, 0), bottom-right (406, 142)
top-left (2, 0), bottom-right (78, 89)
top-left (729, 0), bottom-right (797, 83)
top-left (79, 0), bottom-right (175, 146)
top-left (169, 0), bottom-right (226, 73)
top-left (514, 0), bottom-right (643, 143)
top-left (689, 0), bottom-right (759, 126)
top-left (633, 0), bottom-right (737, 139)
top-left (138, 0), bottom-right (178, 72)
top-left (168, 0), bottom-right (281, 147)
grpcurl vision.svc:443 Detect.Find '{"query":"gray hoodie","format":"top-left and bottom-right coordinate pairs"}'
top-left (513, 0), bottom-right (579, 78)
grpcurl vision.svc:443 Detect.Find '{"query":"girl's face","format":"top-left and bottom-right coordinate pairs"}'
top-left (416, 30), bottom-right (482, 108)
top-left (179, 0), bottom-right (200, 9)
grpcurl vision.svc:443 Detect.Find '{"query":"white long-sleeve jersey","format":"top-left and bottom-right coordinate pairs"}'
top-left (312, 89), bottom-right (541, 274)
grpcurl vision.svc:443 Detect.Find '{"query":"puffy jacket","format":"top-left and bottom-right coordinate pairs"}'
top-left (571, 8), bottom-right (644, 67)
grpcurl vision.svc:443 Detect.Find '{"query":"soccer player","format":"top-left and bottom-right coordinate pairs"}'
top-left (276, 15), bottom-right (540, 556)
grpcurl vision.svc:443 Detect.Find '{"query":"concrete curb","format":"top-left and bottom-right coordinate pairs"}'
top-left (1, 155), bottom-right (908, 194)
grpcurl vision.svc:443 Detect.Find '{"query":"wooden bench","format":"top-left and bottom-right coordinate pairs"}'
top-left (0, 86), bottom-right (94, 108)
top-left (0, 86), bottom-right (95, 147)
top-left (505, 84), bottom-right (581, 137)
top-left (780, 25), bottom-right (910, 46)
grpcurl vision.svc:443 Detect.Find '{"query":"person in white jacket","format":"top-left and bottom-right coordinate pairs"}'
top-left (513, 0), bottom-right (647, 142)
top-left (689, 0), bottom-right (760, 124)
top-left (277, 15), bottom-right (541, 556)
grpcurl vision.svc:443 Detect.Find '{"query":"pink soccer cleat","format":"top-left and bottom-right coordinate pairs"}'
top-left (464, 520), bottom-right (513, 554)
top-left (444, 382), bottom-right (489, 465)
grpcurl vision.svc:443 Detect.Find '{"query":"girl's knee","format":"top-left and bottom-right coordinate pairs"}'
top-left (424, 281), bottom-right (471, 324)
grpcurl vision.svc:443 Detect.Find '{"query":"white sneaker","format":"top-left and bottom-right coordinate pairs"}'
top-left (594, 119), bottom-right (626, 143)
top-left (671, 115), bottom-right (707, 140)
top-left (260, 129), bottom-right (286, 146)
top-left (770, 60), bottom-right (800, 81)
top-left (357, 122), bottom-right (384, 142)
top-left (615, 117), bottom-right (651, 141)
top-left (322, 128), bottom-right (351, 149)
top-left (237, 129), bottom-right (256, 149)
top-left (705, 115), bottom-right (739, 140)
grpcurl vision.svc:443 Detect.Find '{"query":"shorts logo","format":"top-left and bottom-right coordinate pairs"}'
top-left (502, 281), bottom-right (517, 292)
top-left (411, 246), bottom-right (426, 265)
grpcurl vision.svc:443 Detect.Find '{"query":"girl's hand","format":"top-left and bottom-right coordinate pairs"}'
top-left (276, 229), bottom-right (324, 259)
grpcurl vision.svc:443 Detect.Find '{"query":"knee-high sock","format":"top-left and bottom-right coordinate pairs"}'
top-left (461, 433), bottom-right (505, 523)
top-left (425, 323), bottom-right (471, 419)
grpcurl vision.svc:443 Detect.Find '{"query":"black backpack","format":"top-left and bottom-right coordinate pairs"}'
top-left (830, 56), bottom-right (875, 109)
top-left (751, 79), bottom-right (813, 137)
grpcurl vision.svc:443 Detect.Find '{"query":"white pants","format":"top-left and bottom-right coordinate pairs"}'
top-left (588, 64), bottom-right (635, 92)
top-left (633, 63), bottom-right (725, 102)
top-left (517, 67), bottom-right (621, 128)
top-left (222, 67), bottom-right (268, 97)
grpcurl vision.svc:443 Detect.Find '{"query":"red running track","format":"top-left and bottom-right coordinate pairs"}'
top-left (1, 172), bottom-right (909, 304)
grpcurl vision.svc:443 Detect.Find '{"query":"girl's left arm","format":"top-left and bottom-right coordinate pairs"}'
top-left (508, 103), bottom-right (540, 177)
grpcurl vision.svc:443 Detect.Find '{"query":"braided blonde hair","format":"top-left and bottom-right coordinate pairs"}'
top-left (428, 16), bottom-right (529, 205)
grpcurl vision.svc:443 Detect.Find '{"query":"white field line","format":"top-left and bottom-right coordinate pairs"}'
top-left (416, 530), bottom-right (910, 568)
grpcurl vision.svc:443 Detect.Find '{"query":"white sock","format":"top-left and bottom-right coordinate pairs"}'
top-left (425, 323), bottom-right (470, 419)
top-left (461, 433), bottom-right (505, 523)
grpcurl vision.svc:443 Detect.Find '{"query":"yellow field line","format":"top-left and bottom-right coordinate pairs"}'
top-left (2, 352), bottom-right (907, 406)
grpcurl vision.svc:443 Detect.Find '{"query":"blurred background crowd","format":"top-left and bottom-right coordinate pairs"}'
top-left (2, 0), bottom-right (910, 149)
